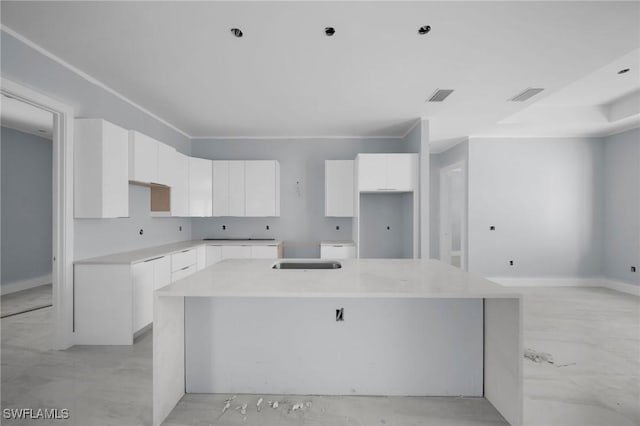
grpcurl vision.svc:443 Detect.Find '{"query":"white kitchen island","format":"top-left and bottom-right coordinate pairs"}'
top-left (153, 259), bottom-right (522, 426)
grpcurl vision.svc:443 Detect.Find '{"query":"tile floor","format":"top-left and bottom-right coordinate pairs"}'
top-left (1, 285), bottom-right (638, 426)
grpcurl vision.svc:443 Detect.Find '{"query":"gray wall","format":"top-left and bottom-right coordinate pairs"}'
top-left (467, 137), bottom-right (604, 278)
top-left (1, 30), bottom-right (193, 260)
top-left (1, 127), bottom-right (52, 285)
top-left (430, 141), bottom-right (469, 261)
top-left (603, 128), bottom-right (640, 286)
top-left (359, 193), bottom-right (414, 259)
top-left (191, 138), bottom-right (412, 257)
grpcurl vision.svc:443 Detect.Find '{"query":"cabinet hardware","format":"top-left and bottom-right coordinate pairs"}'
top-left (180, 266), bottom-right (190, 271)
top-left (144, 256), bottom-right (164, 262)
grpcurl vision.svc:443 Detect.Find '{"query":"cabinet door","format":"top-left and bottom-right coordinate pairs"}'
top-left (250, 245), bottom-right (279, 259)
top-left (196, 246), bottom-right (206, 271)
top-left (325, 160), bottom-right (354, 217)
top-left (386, 154), bottom-right (417, 191)
top-left (129, 131), bottom-right (158, 184)
top-left (132, 260), bottom-right (154, 332)
top-left (157, 142), bottom-right (176, 187)
top-left (75, 119), bottom-right (129, 218)
top-left (229, 161), bottom-right (245, 216)
top-left (212, 161), bottom-right (230, 216)
top-left (245, 161), bottom-right (277, 216)
top-left (170, 152), bottom-right (190, 217)
top-left (154, 256), bottom-right (171, 290)
top-left (357, 155), bottom-right (387, 191)
top-left (221, 245), bottom-right (252, 259)
top-left (205, 246), bottom-right (222, 266)
top-left (188, 157), bottom-right (213, 217)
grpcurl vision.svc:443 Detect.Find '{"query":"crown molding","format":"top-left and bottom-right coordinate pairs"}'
top-left (1, 25), bottom-right (191, 139)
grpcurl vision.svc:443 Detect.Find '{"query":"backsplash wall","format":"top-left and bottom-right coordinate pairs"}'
top-left (191, 138), bottom-right (414, 257)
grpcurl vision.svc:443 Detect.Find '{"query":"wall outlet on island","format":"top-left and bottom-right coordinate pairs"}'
top-left (632, 266), bottom-right (637, 273)
top-left (336, 308), bottom-right (344, 322)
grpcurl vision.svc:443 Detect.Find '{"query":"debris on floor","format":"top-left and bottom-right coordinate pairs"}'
top-left (555, 362), bottom-right (577, 368)
top-left (221, 396), bottom-right (236, 415)
top-left (268, 400), bottom-right (279, 409)
top-left (256, 397), bottom-right (263, 412)
top-left (524, 348), bottom-right (554, 364)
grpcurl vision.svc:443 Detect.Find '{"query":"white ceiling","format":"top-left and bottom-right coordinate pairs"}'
top-left (0, 94), bottom-right (53, 139)
top-left (1, 1), bottom-right (639, 149)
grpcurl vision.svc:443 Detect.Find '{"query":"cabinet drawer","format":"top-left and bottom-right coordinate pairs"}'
top-left (171, 264), bottom-right (196, 282)
top-left (321, 245), bottom-right (356, 259)
top-left (171, 249), bottom-right (197, 272)
top-left (250, 245), bottom-right (279, 259)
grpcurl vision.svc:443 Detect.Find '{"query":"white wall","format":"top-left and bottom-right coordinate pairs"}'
top-left (603, 128), bottom-right (639, 286)
top-left (467, 137), bottom-right (604, 278)
top-left (1, 127), bottom-right (52, 286)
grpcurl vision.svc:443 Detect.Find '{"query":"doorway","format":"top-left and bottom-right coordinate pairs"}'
top-left (1, 98), bottom-right (54, 316)
top-left (1, 79), bottom-right (74, 349)
top-left (439, 162), bottom-right (466, 269)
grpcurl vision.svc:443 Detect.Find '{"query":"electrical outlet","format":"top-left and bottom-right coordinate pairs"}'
top-left (509, 260), bottom-right (514, 266)
top-left (139, 229), bottom-right (144, 236)
top-left (336, 225), bottom-right (340, 230)
top-left (179, 225), bottom-right (182, 231)
top-left (490, 226), bottom-right (495, 231)
top-left (222, 225), bottom-right (226, 230)
top-left (336, 308), bottom-right (344, 322)
top-left (632, 266), bottom-right (637, 273)
top-left (266, 225), bottom-right (270, 230)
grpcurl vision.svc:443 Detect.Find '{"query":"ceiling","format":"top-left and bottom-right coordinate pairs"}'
top-left (1, 1), bottom-right (639, 149)
top-left (0, 94), bottom-right (53, 138)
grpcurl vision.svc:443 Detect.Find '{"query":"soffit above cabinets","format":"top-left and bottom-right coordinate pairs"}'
top-left (1, 1), bottom-right (639, 149)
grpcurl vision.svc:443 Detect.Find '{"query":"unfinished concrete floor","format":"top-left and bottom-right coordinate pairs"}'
top-left (1, 285), bottom-right (638, 426)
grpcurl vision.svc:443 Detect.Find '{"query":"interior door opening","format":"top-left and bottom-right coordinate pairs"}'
top-left (439, 163), bottom-right (466, 269)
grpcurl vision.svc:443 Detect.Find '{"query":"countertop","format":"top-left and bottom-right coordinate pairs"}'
top-left (320, 240), bottom-right (355, 246)
top-left (74, 239), bottom-right (283, 265)
top-left (156, 258), bottom-right (520, 299)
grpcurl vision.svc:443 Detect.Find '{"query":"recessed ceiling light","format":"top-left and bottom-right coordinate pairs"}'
top-left (230, 28), bottom-right (243, 38)
top-left (325, 27), bottom-right (335, 36)
top-left (418, 25), bottom-right (431, 35)
top-left (618, 68), bottom-right (630, 75)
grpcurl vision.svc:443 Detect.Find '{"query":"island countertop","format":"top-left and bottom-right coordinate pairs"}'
top-left (155, 258), bottom-right (520, 299)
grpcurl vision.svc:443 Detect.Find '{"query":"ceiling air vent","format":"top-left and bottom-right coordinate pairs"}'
top-left (428, 89), bottom-right (454, 102)
top-left (510, 88), bottom-right (544, 102)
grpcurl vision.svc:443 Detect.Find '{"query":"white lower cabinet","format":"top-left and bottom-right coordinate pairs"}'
top-left (250, 245), bottom-right (280, 259)
top-left (221, 245), bottom-right (252, 259)
top-left (321, 242), bottom-right (356, 259)
top-left (205, 246), bottom-right (222, 266)
top-left (171, 248), bottom-right (198, 280)
top-left (132, 255), bottom-right (171, 334)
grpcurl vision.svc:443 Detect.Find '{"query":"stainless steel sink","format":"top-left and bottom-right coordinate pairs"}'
top-left (272, 260), bottom-right (342, 270)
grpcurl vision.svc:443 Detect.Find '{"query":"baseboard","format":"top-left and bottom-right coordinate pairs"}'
top-left (601, 279), bottom-right (640, 296)
top-left (1, 274), bottom-right (52, 295)
top-left (487, 276), bottom-right (639, 296)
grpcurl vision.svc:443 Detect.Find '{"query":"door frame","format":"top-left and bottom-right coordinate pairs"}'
top-left (439, 161), bottom-right (467, 270)
top-left (1, 78), bottom-right (75, 349)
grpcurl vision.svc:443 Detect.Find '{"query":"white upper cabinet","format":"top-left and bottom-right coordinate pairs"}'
top-left (212, 160), bottom-right (245, 216)
top-left (245, 160), bottom-right (280, 217)
top-left (170, 152), bottom-right (190, 217)
top-left (188, 157), bottom-right (213, 217)
top-left (156, 142), bottom-right (176, 187)
top-left (129, 131), bottom-right (159, 184)
top-left (357, 154), bottom-right (418, 192)
top-left (325, 160), bottom-right (354, 217)
top-left (229, 161), bottom-right (246, 216)
top-left (75, 119), bottom-right (129, 218)
top-left (212, 161), bottom-right (230, 216)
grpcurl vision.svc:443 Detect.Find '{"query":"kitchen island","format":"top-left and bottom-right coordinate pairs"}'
top-left (153, 259), bottom-right (522, 426)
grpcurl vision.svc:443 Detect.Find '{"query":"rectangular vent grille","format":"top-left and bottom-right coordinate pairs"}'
top-left (428, 89), bottom-right (454, 102)
top-left (510, 88), bottom-right (544, 102)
